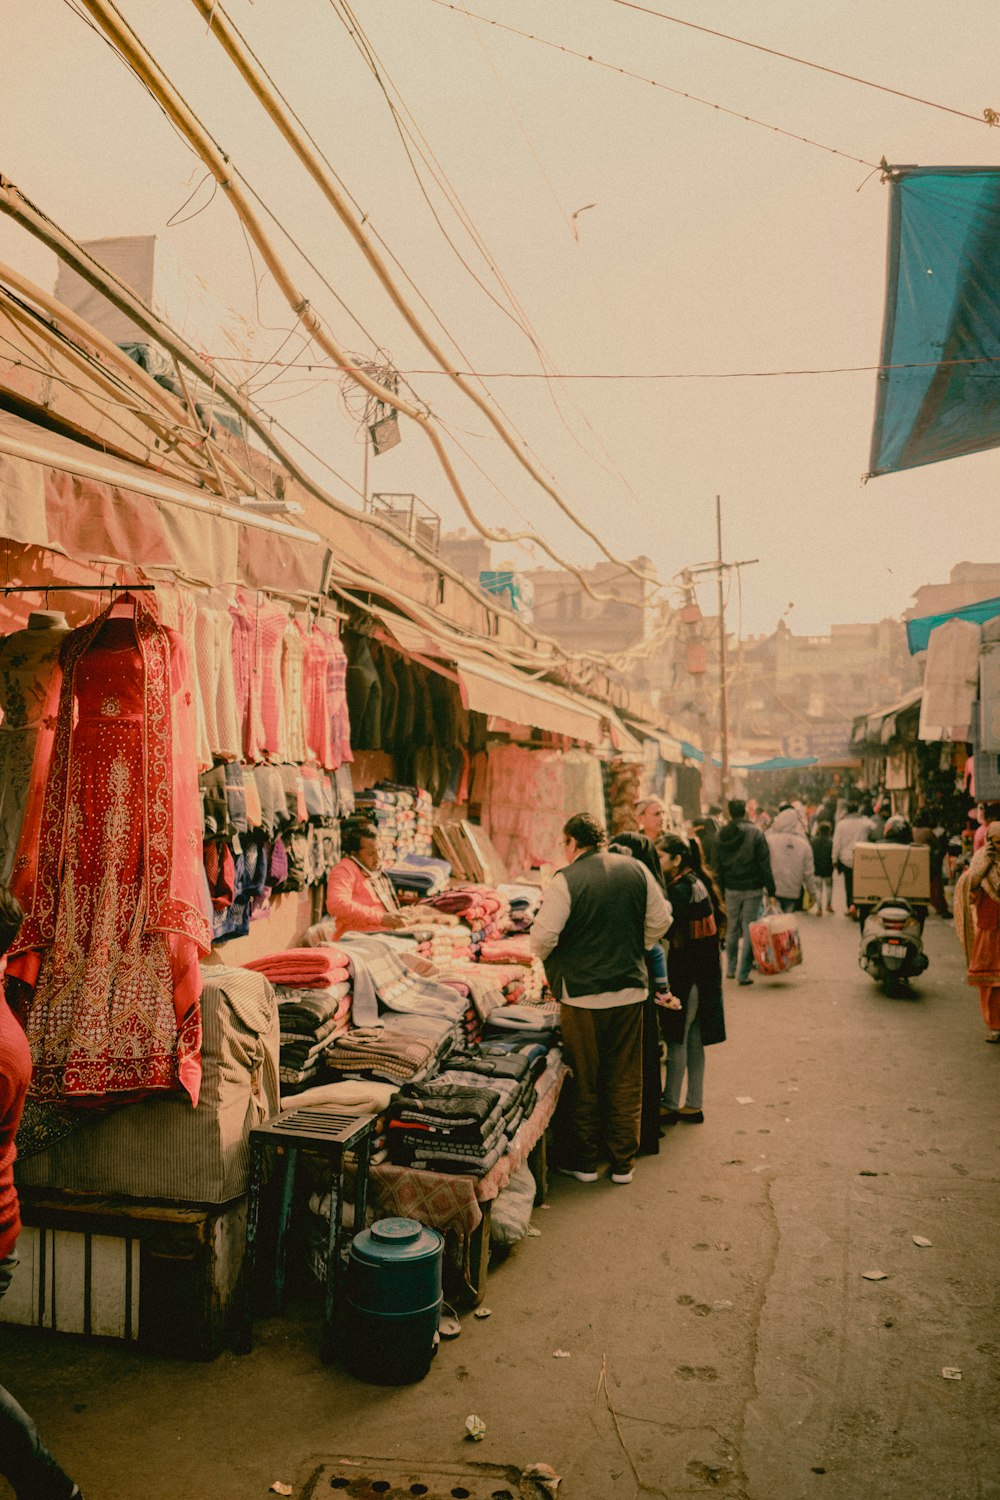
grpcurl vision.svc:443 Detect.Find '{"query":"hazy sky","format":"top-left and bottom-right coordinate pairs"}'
top-left (2, 0), bottom-right (999, 637)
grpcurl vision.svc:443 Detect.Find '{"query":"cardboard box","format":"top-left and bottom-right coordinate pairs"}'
top-left (852, 843), bottom-right (931, 902)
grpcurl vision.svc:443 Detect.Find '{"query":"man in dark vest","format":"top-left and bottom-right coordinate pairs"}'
top-left (530, 813), bottom-right (672, 1184)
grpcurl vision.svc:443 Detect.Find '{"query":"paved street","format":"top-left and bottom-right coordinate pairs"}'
top-left (3, 905), bottom-right (998, 1500)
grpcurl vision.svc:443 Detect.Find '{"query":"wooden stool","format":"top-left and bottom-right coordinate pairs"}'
top-left (234, 1108), bottom-right (376, 1363)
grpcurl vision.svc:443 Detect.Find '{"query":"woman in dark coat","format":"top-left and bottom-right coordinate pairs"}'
top-left (655, 834), bottom-right (726, 1124)
top-left (607, 831), bottom-right (670, 1156)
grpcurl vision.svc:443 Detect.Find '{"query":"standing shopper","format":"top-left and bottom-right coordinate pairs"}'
top-left (608, 831), bottom-right (673, 1157)
top-left (766, 808), bottom-right (818, 913)
top-left (531, 814), bottom-right (672, 1184)
top-left (954, 823), bottom-right (1000, 1042)
top-left (811, 821), bottom-right (835, 914)
top-left (0, 888), bottom-right (84, 1500)
top-left (832, 800), bottom-right (874, 918)
top-left (656, 836), bottom-right (726, 1124)
top-left (716, 799), bottom-right (775, 987)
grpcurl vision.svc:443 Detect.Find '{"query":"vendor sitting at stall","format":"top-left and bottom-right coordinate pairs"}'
top-left (325, 819), bottom-right (409, 939)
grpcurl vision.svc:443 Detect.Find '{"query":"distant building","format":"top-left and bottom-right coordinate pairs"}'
top-left (525, 557), bottom-right (653, 657)
top-left (438, 529), bottom-right (492, 583)
top-left (908, 562), bottom-right (1000, 621)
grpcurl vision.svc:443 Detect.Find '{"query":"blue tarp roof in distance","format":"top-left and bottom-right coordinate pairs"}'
top-left (907, 593), bottom-right (1000, 653)
top-left (733, 756), bottom-right (819, 772)
top-left (869, 167), bottom-right (1000, 477)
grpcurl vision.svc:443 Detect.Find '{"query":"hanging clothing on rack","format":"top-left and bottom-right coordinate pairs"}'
top-left (0, 612), bottom-right (70, 881)
top-left (281, 615), bottom-right (309, 764)
top-left (8, 595), bottom-right (211, 1105)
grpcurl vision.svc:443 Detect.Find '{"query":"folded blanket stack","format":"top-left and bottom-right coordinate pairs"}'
top-left (245, 946), bottom-right (352, 988)
top-left (353, 783), bottom-right (434, 864)
top-left (385, 1079), bottom-right (508, 1176)
top-left (498, 883), bottom-right (543, 933)
top-left (387, 853), bottom-right (451, 898)
top-left (325, 1008), bottom-right (456, 1086)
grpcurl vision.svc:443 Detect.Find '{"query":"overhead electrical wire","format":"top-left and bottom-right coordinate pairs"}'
top-left (446, 0), bottom-right (657, 520)
top-left (70, 0), bottom-right (651, 617)
top-left (424, 0), bottom-right (881, 170)
top-left (332, 0), bottom-right (653, 523)
top-left (183, 0), bottom-right (660, 599)
top-left (609, 0), bottom-right (999, 129)
top-left (189, 354), bottom-right (1000, 381)
top-left (192, 4), bottom-right (586, 568)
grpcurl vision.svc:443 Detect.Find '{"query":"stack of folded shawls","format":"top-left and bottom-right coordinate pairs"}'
top-left (244, 946), bottom-right (351, 988)
top-left (434, 1048), bottom-right (537, 1142)
top-left (385, 1080), bottom-right (507, 1176)
top-left (387, 854), bottom-right (451, 898)
top-left (277, 981), bottom-right (352, 1094)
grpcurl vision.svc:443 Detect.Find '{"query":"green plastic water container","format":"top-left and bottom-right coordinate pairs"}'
top-left (345, 1217), bottom-right (444, 1384)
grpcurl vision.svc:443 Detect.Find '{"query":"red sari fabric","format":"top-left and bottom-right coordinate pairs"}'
top-left (969, 890), bottom-right (1000, 1027)
top-left (8, 598), bottom-right (211, 1104)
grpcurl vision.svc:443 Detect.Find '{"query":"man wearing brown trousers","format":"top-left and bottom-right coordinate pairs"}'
top-left (530, 813), bottom-right (672, 1184)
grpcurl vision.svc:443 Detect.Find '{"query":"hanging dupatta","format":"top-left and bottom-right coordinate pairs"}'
top-left (8, 593), bottom-right (211, 1103)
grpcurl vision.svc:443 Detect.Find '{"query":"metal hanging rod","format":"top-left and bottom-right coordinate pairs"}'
top-left (0, 584), bottom-right (156, 594)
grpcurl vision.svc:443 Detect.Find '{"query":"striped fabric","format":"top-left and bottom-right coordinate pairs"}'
top-left (16, 965), bottom-right (279, 1204)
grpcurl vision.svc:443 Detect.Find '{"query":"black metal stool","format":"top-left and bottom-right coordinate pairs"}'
top-left (234, 1108), bottom-right (377, 1363)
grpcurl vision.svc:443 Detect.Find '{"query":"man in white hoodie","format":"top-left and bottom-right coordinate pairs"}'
top-left (832, 800), bottom-right (875, 917)
top-left (766, 808), bottom-right (818, 912)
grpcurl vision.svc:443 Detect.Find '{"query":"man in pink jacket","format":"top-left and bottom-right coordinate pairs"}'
top-left (324, 820), bottom-right (409, 940)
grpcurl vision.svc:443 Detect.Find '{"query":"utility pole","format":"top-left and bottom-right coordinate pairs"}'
top-left (716, 494), bottom-right (730, 797)
top-left (686, 498), bottom-right (758, 805)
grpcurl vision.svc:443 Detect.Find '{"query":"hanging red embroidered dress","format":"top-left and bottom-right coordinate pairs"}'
top-left (8, 598), bottom-right (211, 1105)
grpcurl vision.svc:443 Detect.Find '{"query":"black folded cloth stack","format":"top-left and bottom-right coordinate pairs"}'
top-left (386, 1081), bottom-right (508, 1175)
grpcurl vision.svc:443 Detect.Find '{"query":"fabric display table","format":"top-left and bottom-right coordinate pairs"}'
top-left (363, 1063), bottom-right (567, 1304)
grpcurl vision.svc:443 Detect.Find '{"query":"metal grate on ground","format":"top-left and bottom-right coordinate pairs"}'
top-left (299, 1456), bottom-right (538, 1500)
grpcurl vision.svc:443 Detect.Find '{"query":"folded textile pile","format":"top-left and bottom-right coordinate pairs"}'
top-left (425, 884), bottom-right (512, 948)
top-left (325, 1013), bottom-right (454, 1086)
top-left (479, 936), bottom-right (535, 967)
top-left (498, 882), bottom-right (543, 932)
top-left (354, 783), bottom-right (435, 863)
top-left (280, 1079), bottom-right (396, 1114)
top-left (385, 1079), bottom-right (507, 1176)
top-left (276, 981), bottom-right (352, 1094)
top-left (245, 946), bottom-right (351, 988)
top-left (433, 1047), bottom-right (538, 1146)
top-left (387, 853), bottom-right (451, 898)
top-left (340, 934), bottom-right (468, 1023)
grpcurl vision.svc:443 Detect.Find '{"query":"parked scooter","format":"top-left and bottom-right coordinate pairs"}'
top-left (858, 896), bottom-right (929, 994)
top-left (857, 816), bottom-right (929, 994)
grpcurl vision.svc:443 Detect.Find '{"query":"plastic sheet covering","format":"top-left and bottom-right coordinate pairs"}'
top-left (870, 167), bottom-right (1000, 477)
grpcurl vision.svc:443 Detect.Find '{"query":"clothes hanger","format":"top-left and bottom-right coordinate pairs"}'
top-left (106, 589), bottom-right (137, 621)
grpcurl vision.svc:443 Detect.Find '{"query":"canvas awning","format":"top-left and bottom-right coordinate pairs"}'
top-left (906, 594), bottom-right (1000, 654)
top-left (455, 656), bottom-right (606, 744)
top-left (0, 406), bottom-right (323, 590)
top-left (852, 686), bottom-right (923, 747)
top-left (869, 166), bottom-right (1000, 477)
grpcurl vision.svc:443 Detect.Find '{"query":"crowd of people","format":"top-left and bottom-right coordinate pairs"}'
top-left (530, 781), bottom-right (1000, 1192)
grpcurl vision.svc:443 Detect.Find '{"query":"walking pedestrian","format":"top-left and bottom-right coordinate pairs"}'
top-left (656, 835), bottom-right (726, 1124)
top-left (811, 821), bottom-right (835, 914)
top-left (607, 831), bottom-right (673, 1157)
top-left (1, 886), bottom-right (85, 1500)
top-left (954, 822), bottom-right (1000, 1043)
top-left (530, 813), bottom-right (672, 1184)
top-left (716, 798), bottom-right (776, 987)
top-left (766, 808), bottom-right (818, 913)
top-left (832, 800), bottom-right (874, 918)
top-left (634, 797), bottom-right (666, 843)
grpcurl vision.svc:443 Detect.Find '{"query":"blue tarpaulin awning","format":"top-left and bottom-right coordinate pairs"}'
top-left (869, 166), bottom-right (1000, 478)
top-left (906, 593), bottom-right (1000, 653)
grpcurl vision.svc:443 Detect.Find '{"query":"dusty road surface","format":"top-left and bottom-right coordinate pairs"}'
top-left (3, 909), bottom-right (998, 1500)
